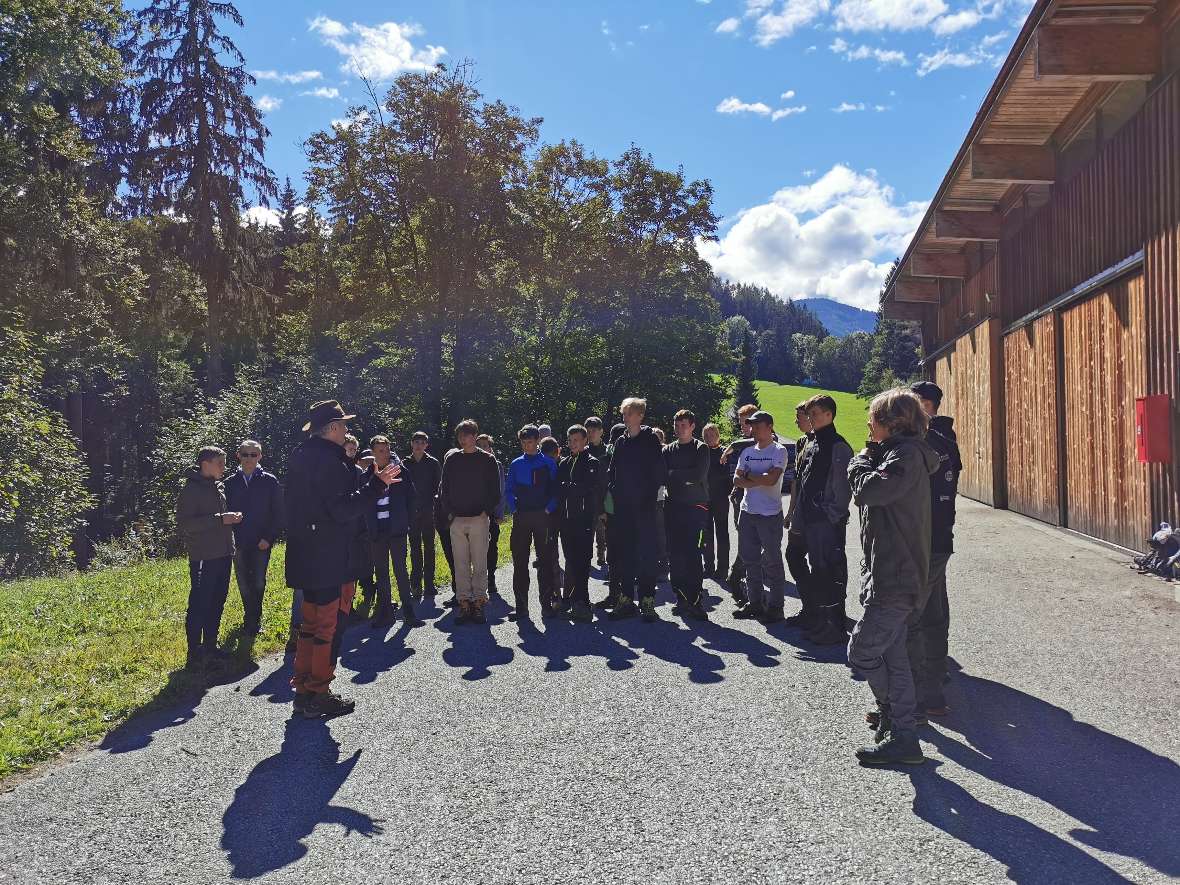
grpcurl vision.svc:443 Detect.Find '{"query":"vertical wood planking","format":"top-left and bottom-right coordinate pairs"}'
top-left (1003, 315), bottom-right (1059, 524)
top-left (933, 320), bottom-right (997, 506)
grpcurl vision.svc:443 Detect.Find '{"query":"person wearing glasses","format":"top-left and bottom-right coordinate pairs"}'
top-left (224, 440), bottom-right (284, 637)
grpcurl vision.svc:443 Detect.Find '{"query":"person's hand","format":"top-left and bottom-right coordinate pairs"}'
top-left (720, 445), bottom-right (735, 465)
top-left (222, 512), bottom-right (244, 525)
top-left (376, 462), bottom-right (401, 486)
top-left (783, 514), bottom-right (791, 530)
top-left (358, 455), bottom-right (376, 469)
top-left (258, 539), bottom-right (271, 551)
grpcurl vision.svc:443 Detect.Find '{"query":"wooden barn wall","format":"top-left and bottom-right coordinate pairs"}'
top-left (932, 319), bottom-right (1004, 506)
top-left (1061, 275), bottom-right (1149, 550)
top-left (1003, 315), bottom-right (1059, 525)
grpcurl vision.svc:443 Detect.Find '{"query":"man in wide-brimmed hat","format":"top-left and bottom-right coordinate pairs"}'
top-left (284, 400), bottom-right (400, 719)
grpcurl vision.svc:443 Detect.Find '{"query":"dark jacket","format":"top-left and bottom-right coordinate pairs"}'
top-left (927, 415), bottom-right (963, 554)
top-left (439, 447), bottom-right (501, 519)
top-left (364, 456), bottom-right (417, 537)
top-left (223, 467), bottom-right (283, 547)
top-left (284, 435), bottom-right (388, 590)
top-left (706, 445), bottom-right (730, 502)
top-left (608, 426), bottom-right (666, 511)
top-left (848, 434), bottom-right (940, 607)
top-left (556, 450), bottom-right (602, 523)
top-left (795, 425), bottom-right (853, 526)
top-left (505, 451), bottom-right (558, 514)
top-left (404, 452), bottom-right (442, 518)
top-left (176, 467), bottom-right (235, 561)
top-left (663, 438), bottom-right (710, 506)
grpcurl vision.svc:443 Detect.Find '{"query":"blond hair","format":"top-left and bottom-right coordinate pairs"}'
top-left (736, 403), bottom-right (759, 419)
top-left (868, 388), bottom-right (929, 438)
top-left (620, 397), bottom-right (647, 416)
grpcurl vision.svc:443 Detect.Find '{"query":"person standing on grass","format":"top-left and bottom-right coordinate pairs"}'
top-left (556, 424), bottom-right (602, 623)
top-left (223, 440), bottom-right (283, 638)
top-left (366, 436), bottom-right (423, 630)
top-left (177, 446), bottom-right (241, 667)
top-left (731, 412), bottom-right (789, 624)
top-left (663, 409), bottom-right (710, 621)
top-left (847, 388), bottom-right (939, 766)
top-left (790, 394), bottom-right (854, 645)
top-left (585, 416), bottom-right (609, 572)
top-left (505, 425), bottom-right (558, 622)
top-left (476, 433), bottom-right (507, 598)
top-left (439, 419), bottom-right (501, 625)
top-left (404, 431), bottom-right (442, 600)
top-left (720, 403), bottom-right (762, 605)
top-left (285, 400), bottom-right (400, 719)
top-left (607, 398), bottom-right (666, 623)
top-left (701, 423), bottom-right (730, 582)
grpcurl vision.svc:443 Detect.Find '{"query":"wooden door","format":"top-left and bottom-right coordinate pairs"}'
top-left (1003, 314), bottom-right (1060, 525)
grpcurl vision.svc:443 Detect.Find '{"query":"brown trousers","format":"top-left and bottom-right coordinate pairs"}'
top-left (291, 581), bottom-right (355, 695)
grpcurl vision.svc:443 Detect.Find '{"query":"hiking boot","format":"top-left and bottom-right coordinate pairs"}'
top-left (870, 708), bottom-right (892, 743)
top-left (679, 600), bottom-right (708, 621)
top-left (732, 605), bottom-right (763, 620)
top-left (470, 601), bottom-right (487, 625)
top-left (303, 692), bottom-right (356, 720)
top-left (507, 608), bottom-right (529, 623)
top-left (400, 599), bottom-right (425, 628)
top-left (856, 729), bottom-right (924, 766)
top-left (185, 648), bottom-right (206, 670)
top-left (759, 606), bottom-right (785, 624)
top-left (608, 596), bottom-right (639, 620)
top-left (807, 621), bottom-right (849, 646)
top-left (640, 596), bottom-right (658, 622)
top-left (784, 611), bottom-right (820, 630)
top-left (292, 692), bottom-right (310, 715)
top-left (454, 601), bottom-right (472, 625)
top-left (570, 602), bottom-right (593, 623)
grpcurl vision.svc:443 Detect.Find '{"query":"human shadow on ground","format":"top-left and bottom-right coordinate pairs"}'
top-left (432, 601), bottom-right (515, 680)
top-left (514, 616), bottom-right (641, 673)
top-left (912, 669), bottom-right (1180, 881)
top-left (221, 716), bottom-right (380, 879)
top-left (340, 620), bottom-right (416, 685)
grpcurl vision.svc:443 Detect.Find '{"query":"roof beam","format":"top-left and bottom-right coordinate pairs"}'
top-left (880, 299), bottom-right (931, 322)
top-left (910, 252), bottom-right (969, 278)
top-left (970, 143), bottom-right (1056, 184)
top-left (1036, 24), bottom-right (1160, 81)
top-left (932, 210), bottom-right (1002, 242)
top-left (893, 277), bottom-right (941, 303)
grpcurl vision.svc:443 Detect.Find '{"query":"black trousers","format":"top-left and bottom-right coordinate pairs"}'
top-left (233, 545), bottom-right (271, 630)
top-left (435, 517), bottom-right (455, 592)
top-left (371, 533), bottom-right (410, 616)
top-left (488, 518), bottom-right (500, 587)
top-left (186, 555), bottom-right (232, 652)
top-left (611, 503), bottom-right (660, 601)
top-left (667, 503), bottom-right (708, 604)
top-left (728, 494), bottom-right (745, 580)
top-left (511, 509), bottom-right (554, 611)
top-left (907, 551), bottom-right (951, 710)
top-left (560, 518), bottom-right (595, 605)
top-left (408, 511), bottom-right (435, 594)
top-left (790, 515), bottom-right (848, 625)
top-left (702, 495), bottom-right (730, 576)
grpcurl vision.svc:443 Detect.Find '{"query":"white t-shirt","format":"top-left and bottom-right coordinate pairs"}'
top-left (737, 441), bottom-right (788, 516)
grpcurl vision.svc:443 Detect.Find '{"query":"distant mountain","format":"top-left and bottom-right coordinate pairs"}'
top-left (795, 298), bottom-right (877, 337)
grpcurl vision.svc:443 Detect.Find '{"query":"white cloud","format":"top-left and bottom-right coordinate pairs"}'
top-left (748, 0), bottom-right (832, 45)
top-left (772, 105), bottom-right (808, 119)
top-left (805, 44), bottom-right (818, 51)
top-left (331, 110), bottom-right (371, 130)
top-left (242, 204), bottom-right (309, 228)
top-left (833, 0), bottom-right (948, 31)
top-left (873, 104), bottom-right (891, 111)
top-left (256, 95), bottom-right (282, 113)
top-left (980, 30), bottom-right (1011, 47)
top-left (309, 16), bottom-right (446, 79)
top-left (253, 69), bottom-right (322, 84)
top-left (301, 87), bottom-right (341, 99)
top-left (916, 43), bottom-right (991, 74)
top-left (717, 96), bottom-right (773, 115)
top-left (716, 16), bottom-right (742, 33)
top-left (698, 164), bottom-right (927, 310)
top-left (830, 37), bottom-right (909, 64)
top-left (931, 9), bottom-right (981, 32)
top-left (781, 89), bottom-right (796, 99)
top-left (832, 101), bottom-right (866, 112)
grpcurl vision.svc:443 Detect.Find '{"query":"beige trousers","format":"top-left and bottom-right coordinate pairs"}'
top-left (449, 515), bottom-right (490, 602)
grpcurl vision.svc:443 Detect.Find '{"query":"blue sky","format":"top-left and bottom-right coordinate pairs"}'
top-left (233, 0), bottom-right (1031, 309)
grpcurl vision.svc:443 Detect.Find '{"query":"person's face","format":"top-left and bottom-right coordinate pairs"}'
top-left (569, 432), bottom-right (587, 454)
top-left (238, 448), bottom-right (261, 472)
top-left (807, 406), bottom-right (834, 431)
top-left (868, 416), bottom-right (891, 443)
top-left (587, 426), bottom-right (603, 444)
top-left (457, 431), bottom-right (476, 450)
top-left (740, 416), bottom-right (753, 437)
top-left (795, 410), bottom-right (810, 434)
top-left (919, 398), bottom-right (938, 418)
top-left (344, 440), bottom-right (358, 459)
top-left (751, 421), bottom-right (774, 445)
top-left (622, 406), bottom-right (643, 429)
top-left (201, 456), bottom-right (226, 480)
top-left (372, 443), bottom-right (391, 466)
top-left (674, 418), bottom-right (695, 444)
top-left (476, 439), bottom-right (491, 453)
top-left (703, 427), bottom-right (720, 448)
top-left (520, 436), bottom-right (539, 455)
top-left (323, 420), bottom-right (347, 446)
top-left (412, 437), bottom-right (428, 456)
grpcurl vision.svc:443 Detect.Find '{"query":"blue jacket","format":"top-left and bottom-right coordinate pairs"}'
top-left (223, 467), bottom-right (283, 547)
top-left (505, 451), bottom-right (557, 514)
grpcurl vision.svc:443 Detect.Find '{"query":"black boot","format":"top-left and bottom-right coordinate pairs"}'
top-left (856, 728), bottom-right (924, 765)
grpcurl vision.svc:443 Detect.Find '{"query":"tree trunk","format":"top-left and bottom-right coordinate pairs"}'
top-left (204, 270), bottom-right (224, 396)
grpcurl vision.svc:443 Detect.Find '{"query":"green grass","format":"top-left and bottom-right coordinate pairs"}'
top-left (722, 380), bottom-right (870, 446)
top-left (0, 524), bottom-right (514, 781)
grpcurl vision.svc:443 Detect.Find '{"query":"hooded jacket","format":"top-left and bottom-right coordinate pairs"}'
top-left (796, 424), bottom-right (854, 526)
top-left (556, 449), bottom-right (602, 523)
top-left (848, 433), bottom-right (940, 607)
top-left (607, 426), bottom-right (666, 511)
top-left (176, 467), bottom-right (236, 561)
top-left (926, 415), bottom-right (963, 554)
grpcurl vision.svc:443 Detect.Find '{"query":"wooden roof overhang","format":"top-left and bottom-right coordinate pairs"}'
top-left (880, 0), bottom-right (1167, 321)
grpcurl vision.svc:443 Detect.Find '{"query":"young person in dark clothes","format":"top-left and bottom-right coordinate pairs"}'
top-left (340, 434), bottom-right (375, 616)
top-left (651, 427), bottom-right (671, 582)
top-left (556, 425), bottom-right (603, 623)
top-left (789, 394), bottom-right (854, 645)
top-left (476, 433), bottom-right (506, 597)
top-left (663, 410), bottom-right (710, 620)
top-left (438, 419), bottom-right (501, 625)
top-left (607, 398), bottom-right (667, 623)
top-left (585, 416), bottom-right (609, 571)
top-left (286, 400), bottom-right (400, 718)
top-left (701, 423), bottom-right (730, 582)
top-left (784, 402), bottom-right (816, 626)
top-left (177, 447), bottom-right (241, 667)
top-left (505, 426), bottom-right (558, 622)
top-left (404, 431), bottom-right (442, 600)
top-left (720, 403), bottom-right (760, 602)
top-left (731, 413), bottom-right (790, 624)
top-left (597, 422), bottom-right (627, 610)
top-left (367, 436), bottom-right (423, 629)
top-left (223, 440), bottom-right (283, 637)
top-left (848, 388), bottom-right (939, 766)
top-left (435, 444), bottom-right (460, 605)
top-left (540, 436), bottom-right (566, 601)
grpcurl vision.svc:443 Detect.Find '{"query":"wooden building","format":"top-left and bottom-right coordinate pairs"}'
top-left (881, 0), bottom-right (1180, 550)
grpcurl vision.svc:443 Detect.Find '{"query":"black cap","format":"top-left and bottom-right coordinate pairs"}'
top-left (749, 410), bottom-right (774, 425)
top-left (302, 399), bottom-right (356, 432)
top-left (609, 423), bottom-right (626, 442)
top-left (910, 381), bottom-right (943, 408)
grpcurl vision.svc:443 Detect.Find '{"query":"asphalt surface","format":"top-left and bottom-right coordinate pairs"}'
top-left (2, 500), bottom-right (1178, 884)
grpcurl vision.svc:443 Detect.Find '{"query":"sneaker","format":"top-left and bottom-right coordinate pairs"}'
top-left (807, 621), bottom-right (849, 646)
top-left (856, 729), bottom-right (924, 766)
top-left (303, 692), bottom-right (357, 720)
top-left (732, 606), bottom-right (763, 620)
top-left (608, 596), bottom-right (639, 620)
top-left (640, 596), bottom-right (658, 623)
top-left (758, 606), bottom-right (785, 624)
top-left (570, 602), bottom-right (593, 623)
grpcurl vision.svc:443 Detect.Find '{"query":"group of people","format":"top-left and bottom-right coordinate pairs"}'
top-left (177, 382), bottom-right (962, 764)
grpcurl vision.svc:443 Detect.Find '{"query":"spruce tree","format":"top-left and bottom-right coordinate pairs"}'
top-left (732, 326), bottom-right (760, 434)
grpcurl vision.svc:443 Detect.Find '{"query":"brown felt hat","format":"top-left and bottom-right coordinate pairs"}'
top-left (302, 399), bottom-right (356, 432)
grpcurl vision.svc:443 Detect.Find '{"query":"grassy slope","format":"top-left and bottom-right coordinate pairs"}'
top-left (721, 380), bottom-right (870, 447)
top-left (0, 527), bottom-right (514, 780)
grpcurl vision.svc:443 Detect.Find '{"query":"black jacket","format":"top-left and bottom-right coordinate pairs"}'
top-left (926, 415), bottom-right (963, 554)
top-left (795, 424), bottom-right (853, 526)
top-left (706, 445), bottom-right (730, 502)
top-left (223, 467), bottom-right (283, 547)
top-left (363, 457), bottom-right (418, 537)
top-left (556, 450), bottom-right (602, 523)
top-left (848, 434), bottom-right (940, 607)
top-left (663, 438), bottom-right (710, 506)
top-left (284, 435), bottom-right (388, 590)
top-left (403, 453), bottom-right (442, 509)
top-left (608, 426), bottom-right (666, 511)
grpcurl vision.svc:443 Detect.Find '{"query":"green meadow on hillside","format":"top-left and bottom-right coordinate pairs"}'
top-left (721, 381), bottom-right (870, 446)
